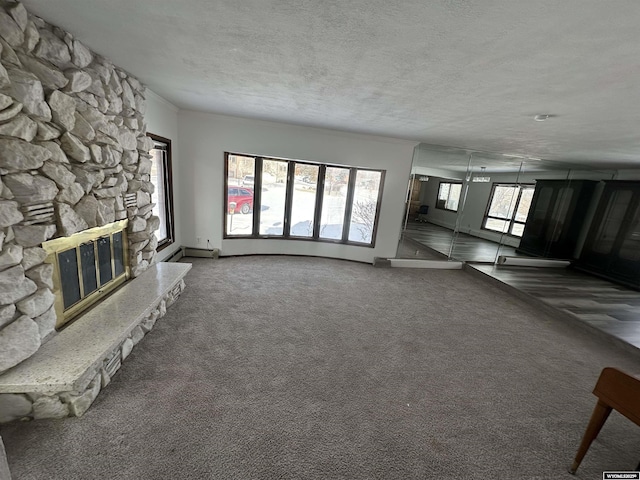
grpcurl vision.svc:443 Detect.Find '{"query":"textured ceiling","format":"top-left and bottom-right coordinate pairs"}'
top-left (21, 0), bottom-right (640, 168)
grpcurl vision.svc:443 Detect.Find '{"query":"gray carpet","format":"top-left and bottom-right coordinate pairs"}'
top-left (2, 256), bottom-right (640, 480)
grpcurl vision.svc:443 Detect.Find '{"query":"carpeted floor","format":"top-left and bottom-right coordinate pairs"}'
top-left (2, 256), bottom-right (640, 479)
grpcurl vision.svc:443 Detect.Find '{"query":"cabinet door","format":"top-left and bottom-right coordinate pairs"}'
top-left (518, 185), bottom-right (555, 255)
top-left (545, 186), bottom-right (574, 243)
top-left (609, 200), bottom-right (640, 283)
top-left (581, 187), bottom-right (635, 272)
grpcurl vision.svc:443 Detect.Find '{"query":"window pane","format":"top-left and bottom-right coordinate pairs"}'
top-left (291, 164), bottom-right (319, 237)
top-left (148, 136), bottom-right (175, 249)
top-left (488, 186), bottom-right (518, 219)
top-left (259, 159), bottom-right (288, 235)
top-left (446, 183), bottom-right (462, 211)
top-left (320, 167), bottom-right (350, 240)
top-left (485, 218), bottom-right (510, 233)
top-left (437, 182), bottom-right (460, 211)
top-left (348, 170), bottom-right (382, 243)
top-left (226, 155), bottom-right (255, 235)
top-left (514, 187), bottom-right (534, 223)
top-left (437, 183), bottom-right (450, 209)
top-left (511, 222), bottom-right (526, 237)
top-left (438, 183), bottom-right (450, 201)
top-left (150, 147), bottom-right (167, 242)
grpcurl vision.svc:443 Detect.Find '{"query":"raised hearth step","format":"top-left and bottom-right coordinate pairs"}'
top-left (0, 262), bottom-right (191, 396)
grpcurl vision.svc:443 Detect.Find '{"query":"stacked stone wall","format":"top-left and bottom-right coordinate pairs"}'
top-left (0, 1), bottom-right (159, 374)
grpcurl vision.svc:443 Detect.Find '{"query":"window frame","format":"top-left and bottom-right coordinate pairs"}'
top-left (436, 181), bottom-right (462, 213)
top-left (147, 133), bottom-right (175, 251)
top-left (482, 182), bottom-right (535, 237)
top-left (223, 152), bottom-right (385, 247)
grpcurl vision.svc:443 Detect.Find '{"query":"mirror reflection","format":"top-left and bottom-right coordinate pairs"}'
top-left (399, 143), bottom-right (623, 271)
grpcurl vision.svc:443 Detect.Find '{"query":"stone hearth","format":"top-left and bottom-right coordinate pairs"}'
top-left (0, 262), bottom-right (191, 422)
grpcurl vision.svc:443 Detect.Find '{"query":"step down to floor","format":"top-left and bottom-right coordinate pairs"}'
top-left (0, 262), bottom-right (191, 422)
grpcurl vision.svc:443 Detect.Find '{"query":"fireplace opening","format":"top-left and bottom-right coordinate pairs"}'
top-left (43, 220), bottom-right (131, 330)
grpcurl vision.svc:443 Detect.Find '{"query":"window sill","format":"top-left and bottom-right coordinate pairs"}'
top-left (435, 207), bottom-right (458, 213)
top-left (480, 226), bottom-right (523, 239)
top-left (222, 235), bottom-right (375, 248)
top-left (157, 239), bottom-right (174, 252)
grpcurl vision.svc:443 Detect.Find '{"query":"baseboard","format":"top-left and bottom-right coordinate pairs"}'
top-left (183, 247), bottom-right (220, 259)
top-left (497, 256), bottom-right (571, 267)
top-left (166, 248), bottom-right (185, 263)
top-left (419, 218), bottom-right (456, 231)
top-left (389, 258), bottom-right (463, 269)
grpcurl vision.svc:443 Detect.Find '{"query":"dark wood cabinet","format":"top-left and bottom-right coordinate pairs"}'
top-left (517, 180), bottom-right (597, 259)
top-left (577, 181), bottom-right (640, 289)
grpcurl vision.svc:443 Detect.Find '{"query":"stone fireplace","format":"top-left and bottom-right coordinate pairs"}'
top-left (0, 1), bottom-right (190, 422)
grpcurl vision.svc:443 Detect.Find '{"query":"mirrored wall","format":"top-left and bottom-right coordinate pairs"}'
top-left (400, 143), bottom-right (622, 265)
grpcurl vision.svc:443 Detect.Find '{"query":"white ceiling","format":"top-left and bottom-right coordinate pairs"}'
top-left (21, 0), bottom-right (640, 168)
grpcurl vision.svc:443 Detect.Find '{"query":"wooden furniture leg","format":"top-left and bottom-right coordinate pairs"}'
top-left (569, 400), bottom-right (612, 473)
top-left (569, 367), bottom-right (640, 474)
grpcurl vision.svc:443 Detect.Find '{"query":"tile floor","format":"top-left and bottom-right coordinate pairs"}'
top-left (395, 233), bottom-right (446, 260)
top-left (398, 222), bottom-right (640, 353)
top-left (403, 222), bottom-right (520, 262)
top-left (470, 264), bottom-right (640, 351)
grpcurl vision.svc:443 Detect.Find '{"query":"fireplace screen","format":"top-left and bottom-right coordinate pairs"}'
top-left (43, 220), bottom-right (130, 329)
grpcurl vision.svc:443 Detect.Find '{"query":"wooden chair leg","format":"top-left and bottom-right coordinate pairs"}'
top-left (569, 400), bottom-right (613, 474)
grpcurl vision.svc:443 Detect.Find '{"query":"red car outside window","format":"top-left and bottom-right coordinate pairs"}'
top-left (228, 187), bottom-right (254, 214)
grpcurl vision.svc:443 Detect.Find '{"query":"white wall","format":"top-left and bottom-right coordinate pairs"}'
top-left (145, 90), bottom-right (182, 261)
top-left (418, 177), bottom-right (458, 229)
top-left (177, 111), bottom-right (416, 263)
